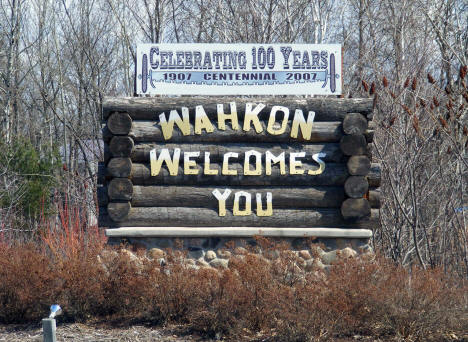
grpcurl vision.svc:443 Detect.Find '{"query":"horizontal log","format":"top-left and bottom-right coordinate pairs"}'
top-left (131, 142), bottom-right (344, 163)
top-left (130, 120), bottom-right (342, 143)
top-left (108, 112), bottom-right (132, 135)
top-left (343, 113), bottom-right (368, 135)
top-left (100, 206), bottom-right (379, 229)
top-left (368, 163), bottom-right (381, 187)
top-left (132, 185), bottom-right (345, 208)
top-left (98, 161), bottom-right (381, 188)
top-left (131, 162), bottom-right (349, 186)
top-left (369, 188), bottom-right (381, 208)
top-left (103, 97), bottom-right (373, 120)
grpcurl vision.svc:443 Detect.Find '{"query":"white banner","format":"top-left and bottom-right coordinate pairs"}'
top-left (135, 44), bottom-right (342, 95)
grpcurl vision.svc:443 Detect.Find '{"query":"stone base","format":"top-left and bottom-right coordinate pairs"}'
top-left (107, 236), bottom-right (371, 255)
top-left (105, 227), bottom-right (373, 268)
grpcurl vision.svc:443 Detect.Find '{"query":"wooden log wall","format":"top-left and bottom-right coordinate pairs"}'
top-left (99, 97), bottom-right (381, 229)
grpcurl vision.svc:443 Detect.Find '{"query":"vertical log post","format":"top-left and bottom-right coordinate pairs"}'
top-left (104, 112), bottom-right (134, 223)
top-left (340, 112), bottom-right (372, 220)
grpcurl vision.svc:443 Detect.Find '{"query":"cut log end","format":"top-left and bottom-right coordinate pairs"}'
top-left (344, 176), bottom-right (369, 198)
top-left (340, 134), bottom-right (367, 156)
top-left (107, 112), bottom-right (133, 135)
top-left (343, 113), bottom-right (368, 135)
top-left (347, 155), bottom-right (371, 176)
top-left (108, 158), bottom-right (133, 178)
top-left (107, 202), bottom-right (132, 222)
top-left (108, 178), bottom-right (133, 201)
top-left (341, 198), bottom-right (371, 220)
top-left (109, 136), bottom-right (134, 157)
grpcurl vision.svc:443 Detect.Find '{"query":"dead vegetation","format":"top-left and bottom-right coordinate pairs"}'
top-left (0, 223), bottom-right (466, 341)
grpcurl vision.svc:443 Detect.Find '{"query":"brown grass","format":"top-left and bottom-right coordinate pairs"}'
top-left (0, 241), bottom-right (467, 341)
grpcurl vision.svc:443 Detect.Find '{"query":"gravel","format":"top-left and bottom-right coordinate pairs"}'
top-left (0, 323), bottom-right (212, 342)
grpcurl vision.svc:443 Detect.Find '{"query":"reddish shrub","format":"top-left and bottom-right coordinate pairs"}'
top-left (0, 238), bottom-right (466, 341)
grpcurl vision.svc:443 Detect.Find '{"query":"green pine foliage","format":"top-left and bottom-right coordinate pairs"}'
top-left (0, 138), bottom-right (61, 218)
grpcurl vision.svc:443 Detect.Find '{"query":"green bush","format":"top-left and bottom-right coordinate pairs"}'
top-left (0, 138), bottom-right (60, 218)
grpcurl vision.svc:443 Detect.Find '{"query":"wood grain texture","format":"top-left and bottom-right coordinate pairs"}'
top-left (109, 136), bottom-right (134, 157)
top-left (100, 97), bottom-right (379, 230)
top-left (107, 158), bottom-right (132, 177)
top-left (107, 112), bottom-right (132, 135)
top-left (108, 178), bottom-right (133, 201)
top-left (107, 202), bottom-right (131, 222)
top-left (341, 198), bottom-right (371, 220)
top-left (131, 162), bottom-right (349, 186)
top-left (344, 176), bottom-right (369, 198)
top-left (101, 206), bottom-right (379, 228)
top-left (103, 97), bottom-right (373, 120)
top-left (340, 134), bottom-right (367, 156)
top-left (131, 185), bottom-right (346, 208)
top-left (347, 155), bottom-right (371, 176)
top-left (130, 120), bottom-right (342, 143)
top-left (131, 142), bottom-right (343, 163)
top-left (343, 113), bottom-right (368, 134)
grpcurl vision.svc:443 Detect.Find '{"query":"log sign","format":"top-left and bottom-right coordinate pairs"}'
top-left (150, 102), bottom-right (325, 217)
top-left (99, 97), bottom-right (381, 229)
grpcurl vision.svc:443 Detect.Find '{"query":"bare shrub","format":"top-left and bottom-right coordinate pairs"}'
top-left (0, 237), bottom-right (466, 341)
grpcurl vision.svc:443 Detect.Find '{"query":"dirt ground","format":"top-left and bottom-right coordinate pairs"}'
top-left (1, 323), bottom-right (465, 342)
top-left (0, 323), bottom-right (214, 342)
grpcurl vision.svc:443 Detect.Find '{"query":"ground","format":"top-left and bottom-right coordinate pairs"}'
top-left (1, 323), bottom-right (465, 341)
top-left (0, 323), bottom-right (211, 342)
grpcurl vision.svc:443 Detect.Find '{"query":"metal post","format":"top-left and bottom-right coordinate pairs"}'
top-left (42, 318), bottom-right (57, 342)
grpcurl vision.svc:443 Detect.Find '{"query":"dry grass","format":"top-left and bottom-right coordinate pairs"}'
top-left (0, 203), bottom-right (466, 341)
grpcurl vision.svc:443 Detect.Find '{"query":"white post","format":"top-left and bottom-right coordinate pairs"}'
top-left (42, 318), bottom-right (56, 342)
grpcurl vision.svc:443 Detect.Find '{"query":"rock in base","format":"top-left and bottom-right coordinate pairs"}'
top-left (205, 250), bottom-right (217, 261)
top-left (217, 250), bottom-right (232, 259)
top-left (185, 259), bottom-right (196, 266)
top-left (321, 250), bottom-right (337, 265)
top-left (188, 249), bottom-right (205, 260)
top-left (299, 250), bottom-right (312, 260)
top-left (263, 250), bottom-right (280, 260)
top-left (305, 258), bottom-right (325, 271)
top-left (233, 247), bottom-right (248, 255)
top-left (148, 248), bottom-right (165, 260)
top-left (310, 246), bottom-right (325, 258)
top-left (339, 247), bottom-right (357, 259)
top-left (210, 258), bottom-right (229, 269)
top-left (196, 259), bottom-right (210, 267)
